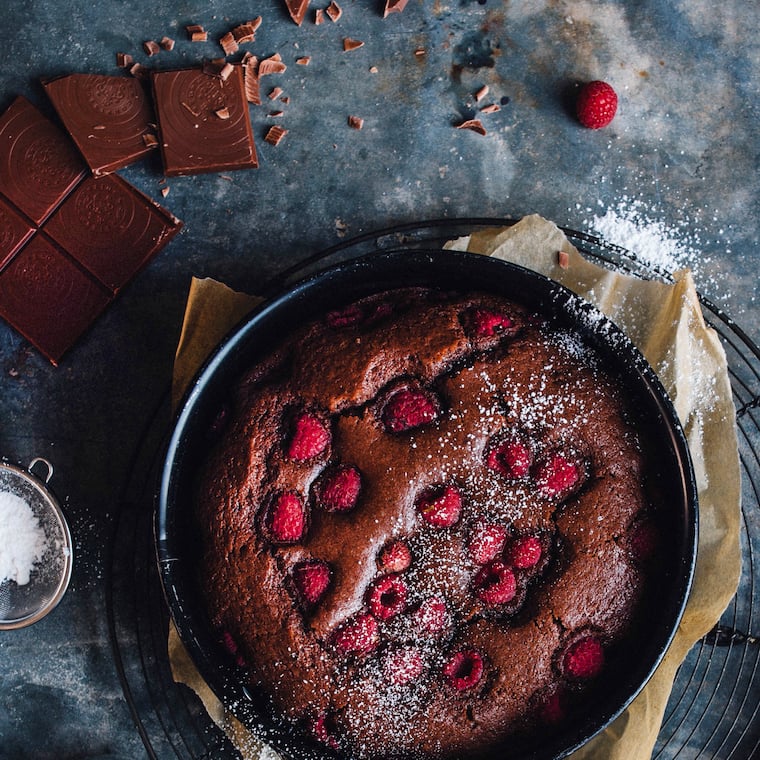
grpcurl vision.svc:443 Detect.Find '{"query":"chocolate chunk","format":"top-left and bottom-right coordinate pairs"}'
top-left (343, 38), bottom-right (364, 52)
top-left (348, 115), bottom-right (364, 130)
top-left (264, 125), bottom-right (288, 146)
top-left (151, 66), bottom-right (258, 176)
top-left (0, 235), bottom-right (112, 365)
top-left (43, 174), bottom-right (182, 292)
top-left (384, 0), bottom-right (408, 15)
top-left (0, 196), bottom-right (35, 269)
top-left (456, 119), bottom-right (487, 135)
top-left (0, 96), bottom-right (87, 224)
top-left (325, 1), bottom-right (342, 21)
top-left (284, 0), bottom-right (310, 25)
top-left (43, 74), bottom-right (157, 176)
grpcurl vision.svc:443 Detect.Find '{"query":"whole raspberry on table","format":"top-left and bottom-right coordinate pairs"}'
top-left (576, 80), bottom-right (618, 129)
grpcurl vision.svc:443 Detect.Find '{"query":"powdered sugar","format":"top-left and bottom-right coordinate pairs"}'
top-left (0, 490), bottom-right (47, 585)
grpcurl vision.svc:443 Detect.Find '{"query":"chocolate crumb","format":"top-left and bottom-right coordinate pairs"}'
top-left (142, 133), bottom-right (159, 148)
top-left (129, 63), bottom-right (148, 79)
top-left (264, 125), bottom-right (288, 146)
top-left (284, 0), bottom-right (310, 25)
top-left (116, 52), bottom-right (133, 68)
top-left (296, 56), bottom-right (311, 65)
top-left (383, 0), bottom-right (409, 16)
top-left (215, 107), bottom-right (231, 120)
top-left (480, 103), bottom-right (500, 114)
top-left (219, 32), bottom-right (239, 56)
top-left (343, 38), bottom-right (364, 52)
top-left (160, 36), bottom-right (175, 51)
top-left (557, 250), bottom-right (571, 269)
top-left (414, 47), bottom-right (426, 57)
top-left (269, 110), bottom-right (285, 118)
top-left (161, 186), bottom-right (170, 197)
top-left (325, 1), bottom-right (342, 21)
top-left (268, 86), bottom-right (284, 100)
top-left (369, 65), bottom-right (379, 73)
top-left (218, 62), bottom-right (235, 82)
top-left (348, 115), bottom-right (364, 129)
top-left (475, 85), bottom-right (489, 102)
top-left (143, 40), bottom-right (161, 56)
top-left (280, 96), bottom-right (290, 105)
top-left (456, 119), bottom-right (487, 135)
top-left (315, 8), bottom-right (324, 24)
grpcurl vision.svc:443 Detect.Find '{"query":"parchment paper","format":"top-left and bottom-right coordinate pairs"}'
top-left (167, 214), bottom-right (741, 760)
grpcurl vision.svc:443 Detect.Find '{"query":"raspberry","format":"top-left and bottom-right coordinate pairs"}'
top-left (220, 629), bottom-right (246, 667)
top-left (507, 535), bottom-right (543, 569)
top-left (466, 522), bottom-right (508, 565)
top-left (473, 560), bottom-right (517, 605)
top-left (413, 596), bottom-right (449, 636)
top-left (562, 635), bottom-right (604, 679)
top-left (535, 452), bottom-right (581, 498)
top-left (326, 303), bottom-right (363, 328)
top-left (381, 385), bottom-right (440, 432)
top-left (486, 439), bottom-right (533, 479)
top-left (443, 649), bottom-right (484, 691)
top-left (378, 539), bottom-right (412, 573)
top-left (314, 464), bottom-right (362, 512)
top-left (368, 573), bottom-right (408, 620)
top-left (265, 491), bottom-right (306, 544)
top-left (292, 559), bottom-right (332, 607)
top-left (576, 80), bottom-right (618, 129)
top-left (382, 646), bottom-right (425, 685)
top-left (416, 484), bottom-right (462, 528)
top-left (332, 613), bottom-right (379, 656)
top-left (286, 412), bottom-right (330, 461)
top-left (311, 712), bottom-right (340, 750)
top-left (629, 518), bottom-right (659, 563)
top-left (463, 307), bottom-right (514, 338)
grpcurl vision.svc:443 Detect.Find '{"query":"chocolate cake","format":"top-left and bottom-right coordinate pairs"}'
top-left (194, 287), bottom-right (662, 758)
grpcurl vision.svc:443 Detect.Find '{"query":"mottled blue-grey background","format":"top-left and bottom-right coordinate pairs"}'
top-left (0, 1), bottom-right (758, 758)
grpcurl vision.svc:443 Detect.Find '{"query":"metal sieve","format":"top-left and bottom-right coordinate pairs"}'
top-left (0, 458), bottom-right (73, 629)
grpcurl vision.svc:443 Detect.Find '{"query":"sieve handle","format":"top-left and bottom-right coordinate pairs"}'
top-left (28, 457), bottom-right (54, 484)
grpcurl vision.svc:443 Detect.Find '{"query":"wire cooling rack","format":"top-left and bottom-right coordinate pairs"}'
top-left (106, 218), bottom-right (760, 760)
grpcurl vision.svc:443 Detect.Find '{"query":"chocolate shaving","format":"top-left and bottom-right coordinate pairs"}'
top-left (129, 63), bottom-right (148, 80)
top-left (215, 107), bottom-right (231, 120)
top-left (259, 55), bottom-right (287, 76)
top-left (161, 186), bottom-right (170, 198)
top-left (296, 56), bottom-right (311, 65)
top-left (284, 0), bottom-right (310, 26)
top-left (456, 119), bottom-right (487, 135)
top-left (383, 0), bottom-right (408, 16)
top-left (325, 1), bottom-right (342, 21)
top-left (116, 52), bottom-right (133, 68)
top-left (348, 115), bottom-right (364, 130)
top-left (343, 38), bottom-right (364, 52)
top-left (315, 8), bottom-right (324, 24)
top-left (160, 36), bottom-right (175, 51)
top-left (143, 40), bottom-right (161, 56)
top-left (142, 133), bottom-right (159, 148)
top-left (557, 250), bottom-right (570, 270)
top-left (243, 55), bottom-right (261, 105)
top-left (219, 32), bottom-right (239, 56)
top-left (218, 62), bottom-right (235, 81)
top-left (232, 23), bottom-right (258, 43)
top-left (186, 24), bottom-right (208, 42)
top-left (480, 103), bottom-right (501, 114)
top-left (269, 110), bottom-right (285, 118)
top-left (268, 86), bottom-right (284, 100)
top-left (264, 125), bottom-right (288, 145)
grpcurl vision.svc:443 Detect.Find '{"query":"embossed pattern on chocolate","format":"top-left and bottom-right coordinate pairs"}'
top-left (151, 66), bottom-right (258, 176)
top-left (43, 74), bottom-right (157, 176)
top-left (196, 287), bottom-right (662, 759)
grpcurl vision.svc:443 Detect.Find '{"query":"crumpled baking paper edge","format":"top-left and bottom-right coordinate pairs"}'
top-left (167, 213), bottom-right (742, 760)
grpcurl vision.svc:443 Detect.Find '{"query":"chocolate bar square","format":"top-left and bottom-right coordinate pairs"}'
top-left (0, 235), bottom-right (112, 364)
top-left (43, 74), bottom-right (157, 177)
top-left (0, 195), bottom-right (35, 269)
top-left (0, 96), bottom-right (87, 224)
top-left (152, 66), bottom-right (258, 176)
top-left (45, 173), bottom-right (182, 291)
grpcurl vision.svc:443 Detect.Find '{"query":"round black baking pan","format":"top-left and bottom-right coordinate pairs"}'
top-left (156, 249), bottom-right (698, 760)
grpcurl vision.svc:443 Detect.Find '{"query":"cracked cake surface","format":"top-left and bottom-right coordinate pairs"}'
top-left (195, 286), bottom-right (661, 759)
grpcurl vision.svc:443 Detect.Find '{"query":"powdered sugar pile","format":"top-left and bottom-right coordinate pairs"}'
top-left (0, 490), bottom-right (47, 585)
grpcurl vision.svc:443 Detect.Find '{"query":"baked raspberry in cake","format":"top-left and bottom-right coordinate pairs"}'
top-left (195, 287), bottom-right (662, 758)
